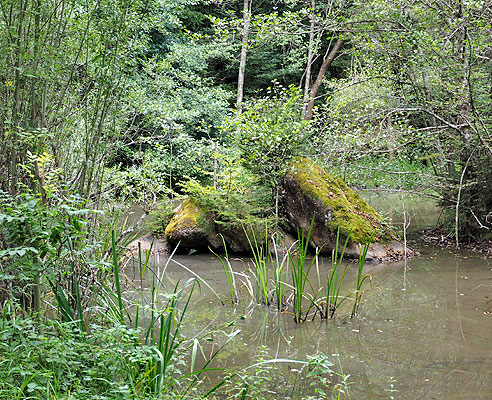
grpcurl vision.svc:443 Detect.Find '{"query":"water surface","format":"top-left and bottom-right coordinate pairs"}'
top-left (125, 193), bottom-right (492, 399)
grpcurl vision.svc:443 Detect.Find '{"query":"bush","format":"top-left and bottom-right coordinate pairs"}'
top-left (180, 172), bottom-right (274, 233)
top-left (0, 190), bottom-right (99, 312)
top-left (0, 315), bottom-right (153, 399)
top-left (147, 200), bottom-right (176, 235)
top-left (225, 85), bottom-right (312, 192)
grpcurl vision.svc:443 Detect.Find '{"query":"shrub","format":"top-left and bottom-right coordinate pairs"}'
top-left (147, 200), bottom-right (176, 236)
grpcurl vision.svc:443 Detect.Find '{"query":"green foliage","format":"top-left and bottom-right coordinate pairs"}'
top-left (329, 154), bottom-right (433, 190)
top-left (181, 168), bottom-right (272, 231)
top-left (305, 353), bottom-right (350, 400)
top-left (0, 314), bottom-right (153, 399)
top-left (106, 137), bottom-right (233, 203)
top-left (232, 346), bottom-right (274, 400)
top-left (222, 347), bottom-right (349, 400)
top-left (244, 225), bottom-right (272, 306)
top-left (288, 217), bottom-right (321, 323)
top-left (271, 233), bottom-right (290, 312)
top-left (306, 353), bottom-right (334, 399)
top-left (147, 201), bottom-right (176, 236)
top-left (202, 1), bottom-right (332, 95)
top-left (0, 0), bottom-right (173, 197)
top-left (227, 85), bottom-right (312, 190)
top-left (351, 239), bottom-right (372, 318)
top-left (0, 0), bottom-right (233, 202)
top-left (324, 230), bottom-right (351, 319)
top-left (104, 239), bottom-right (239, 398)
top-left (345, 0), bottom-right (492, 239)
top-left (211, 237), bottom-right (239, 304)
top-left (237, 220), bottom-right (372, 321)
top-left (240, 227), bottom-right (290, 310)
top-left (0, 190), bottom-right (98, 313)
top-left (0, 192), bottom-right (90, 260)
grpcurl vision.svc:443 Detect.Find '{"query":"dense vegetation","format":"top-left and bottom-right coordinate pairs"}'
top-left (1, 0), bottom-right (492, 398)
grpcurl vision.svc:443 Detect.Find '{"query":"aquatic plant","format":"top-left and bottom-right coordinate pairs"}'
top-left (102, 236), bottom-right (239, 397)
top-left (211, 235), bottom-right (238, 304)
top-left (323, 229), bottom-right (351, 319)
top-left (244, 225), bottom-right (271, 305)
top-left (351, 239), bottom-right (372, 317)
top-left (271, 233), bottom-right (290, 311)
top-left (306, 353), bottom-right (351, 400)
top-left (288, 217), bottom-right (322, 323)
top-left (239, 217), bottom-right (373, 322)
top-left (221, 347), bottom-right (350, 399)
top-left (147, 201), bottom-right (175, 236)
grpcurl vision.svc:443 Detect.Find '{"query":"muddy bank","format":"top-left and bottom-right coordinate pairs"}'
top-left (421, 227), bottom-right (492, 255)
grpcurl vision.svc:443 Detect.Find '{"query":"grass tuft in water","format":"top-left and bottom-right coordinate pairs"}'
top-left (211, 235), bottom-right (238, 304)
top-left (101, 236), bottom-right (236, 397)
top-left (351, 238), bottom-right (373, 317)
top-left (271, 233), bottom-right (290, 311)
top-left (288, 216), bottom-right (322, 323)
top-left (244, 224), bottom-right (271, 305)
top-left (323, 228), bottom-right (352, 319)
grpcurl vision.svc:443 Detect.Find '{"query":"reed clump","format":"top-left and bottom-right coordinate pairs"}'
top-left (234, 218), bottom-right (373, 323)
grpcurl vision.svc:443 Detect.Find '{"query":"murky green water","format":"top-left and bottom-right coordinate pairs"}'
top-left (126, 194), bottom-right (492, 399)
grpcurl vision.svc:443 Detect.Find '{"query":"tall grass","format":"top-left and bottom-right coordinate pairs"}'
top-left (288, 217), bottom-right (322, 323)
top-left (271, 233), bottom-right (290, 311)
top-left (243, 226), bottom-right (293, 311)
top-left (98, 233), bottom-right (237, 397)
top-left (323, 229), bottom-right (351, 319)
top-left (112, 229), bottom-right (125, 323)
top-left (351, 239), bottom-right (372, 317)
top-left (244, 225), bottom-right (271, 305)
top-left (211, 235), bottom-right (238, 304)
top-left (237, 220), bottom-right (373, 321)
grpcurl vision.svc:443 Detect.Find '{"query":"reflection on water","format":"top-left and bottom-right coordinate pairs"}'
top-left (360, 191), bottom-right (440, 234)
top-left (125, 194), bottom-right (492, 399)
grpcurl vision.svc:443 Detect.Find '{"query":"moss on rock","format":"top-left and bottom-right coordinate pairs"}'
top-left (284, 157), bottom-right (394, 244)
top-left (165, 198), bottom-right (202, 236)
top-left (164, 198), bottom-right (215, 250)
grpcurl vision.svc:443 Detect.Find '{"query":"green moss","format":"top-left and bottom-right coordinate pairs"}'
top-left (289, 157), bottom-right (392, 243)
top-left (164, 198), bottom-right (204, 237)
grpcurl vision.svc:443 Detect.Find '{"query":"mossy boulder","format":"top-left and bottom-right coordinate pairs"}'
top-left (163, 198), bottom-right (263, 253)
top-left (164, 198), bottom-right (220, 251)
top-left (281, 157), bottom-right (407, 261)
top-left (215, 223), bottom-right (267, 253)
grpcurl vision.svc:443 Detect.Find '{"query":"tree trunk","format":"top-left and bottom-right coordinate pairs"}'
top-left (302, 0), bottom-right (316, 117)
top-left (237, 0), bottom-right (252, 114)
top-left (304, 38), bottom-right (344, 120)
top-left (10, 0), bottom-right (26, 194)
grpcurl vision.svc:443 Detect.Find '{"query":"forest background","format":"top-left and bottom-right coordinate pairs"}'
top-left (1, 0), bottom-right (491, 239)
top-left (0, 0), bottom-right (492, 398)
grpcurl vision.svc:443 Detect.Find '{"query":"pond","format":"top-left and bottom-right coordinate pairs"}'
top-left (125, 193), bottom-right (492, 399)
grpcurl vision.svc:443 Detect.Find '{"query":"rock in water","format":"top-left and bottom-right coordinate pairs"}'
top-left (281, 157), bottom-right (408, 261)
top-left (163, 198), bottom-right (254, 253)
top-left (164, 198), bottom-right (218, 251)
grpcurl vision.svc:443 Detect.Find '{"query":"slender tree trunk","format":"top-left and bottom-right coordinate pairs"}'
top-left (10, 0), bottom-right (26, 194)
top-left (33, 159), bottom-right (47, 316)
top-left (304, 38), bottom-right (344, 120)
top-left (302, 0), bottom-right (316, 116)
top-left (213, 141), bottom-right (218, 189)
top-left (456, 3), bottom-right (471, 143)
top-left (30, 0), bottom-right (42, 127)
top-left (237, 0), bottom-right (251, 114)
